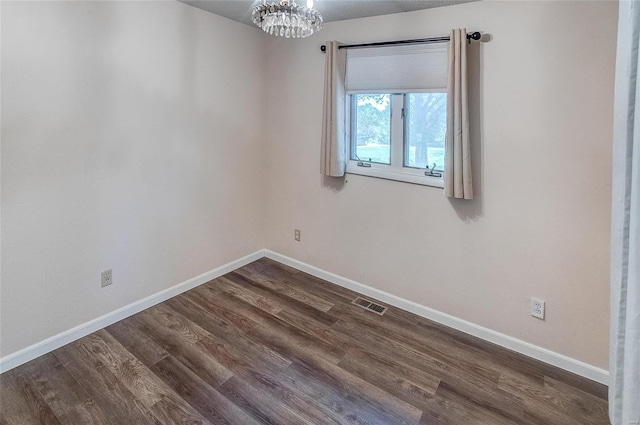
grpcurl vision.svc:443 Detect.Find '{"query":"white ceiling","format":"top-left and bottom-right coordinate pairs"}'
top-left (178, 0), bottom-right (477, 27)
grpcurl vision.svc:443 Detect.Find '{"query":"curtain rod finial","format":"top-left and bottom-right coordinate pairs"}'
top-left (320, 44), bottom-right (326, 52)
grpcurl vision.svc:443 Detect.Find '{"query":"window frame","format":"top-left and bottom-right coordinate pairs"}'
top-left (345, 90), bottom-right (446, 188)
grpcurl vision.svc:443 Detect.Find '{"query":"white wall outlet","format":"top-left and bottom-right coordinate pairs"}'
top-left (531, 298), bottom-right (545, 320)
top-left (294, 229), bottom-right (301, 242)
top-left (101, 269), bottom-right (113, 287)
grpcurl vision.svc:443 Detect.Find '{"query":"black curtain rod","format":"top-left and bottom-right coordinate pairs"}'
top-left (320, 31), bottom-right (481, 52)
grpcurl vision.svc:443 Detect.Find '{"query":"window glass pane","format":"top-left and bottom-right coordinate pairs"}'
top-left (405, 93), bottom-right (447, 170)
top-left (353, 94), bottom-right (391, 165)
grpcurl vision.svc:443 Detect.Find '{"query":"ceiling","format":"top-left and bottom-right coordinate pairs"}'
top-left (178, 1), bottom-right (477, 27)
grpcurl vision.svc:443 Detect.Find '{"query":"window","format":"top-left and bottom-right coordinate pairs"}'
top-left (344, 44), bottom-right (448, 187)
top-left (347, 92), bottom-right (446, 186)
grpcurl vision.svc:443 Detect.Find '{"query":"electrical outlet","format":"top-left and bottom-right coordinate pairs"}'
top-left (294, 229), bottom-right (301, 242)
top-left (531, 298), bottom-right (545, 320)
top-left (101, 269), bottom-right (113, 287)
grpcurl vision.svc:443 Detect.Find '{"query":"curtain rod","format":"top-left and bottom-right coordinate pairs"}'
top-left (320, 31), bottom-right (482, 52)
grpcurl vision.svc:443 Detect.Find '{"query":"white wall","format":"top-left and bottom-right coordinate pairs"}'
top-left (265, 1), bottom-right (617, 369)
top-left (0, 1), bottom-right (266, 357)
top-left (0, 0), bottom-right (618, 373)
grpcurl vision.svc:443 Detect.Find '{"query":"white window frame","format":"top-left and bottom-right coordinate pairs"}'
top-left (345, 90), bottom-right (446, 188)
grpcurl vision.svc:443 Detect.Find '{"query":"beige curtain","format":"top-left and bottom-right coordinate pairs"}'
top-left (444, 28), bottom-right (473, 199)
top-left (320, 41), bottom-right (347, 177)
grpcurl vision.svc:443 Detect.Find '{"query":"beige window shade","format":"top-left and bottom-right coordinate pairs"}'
top-left (345, 43), bottom-right (448, 93)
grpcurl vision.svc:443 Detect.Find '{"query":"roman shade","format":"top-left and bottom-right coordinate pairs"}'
top-left (345, 44), bottom-right (448, 93)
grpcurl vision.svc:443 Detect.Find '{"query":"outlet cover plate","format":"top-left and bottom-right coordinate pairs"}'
top-left (101, 269), bottom-right (113, 287)
top-left (531, 298), bottom-right (545, 320)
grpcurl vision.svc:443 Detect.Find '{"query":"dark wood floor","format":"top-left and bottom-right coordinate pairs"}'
top-left (1, 258), bottom-right (609, 424)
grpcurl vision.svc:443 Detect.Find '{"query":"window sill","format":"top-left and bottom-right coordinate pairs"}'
top-left (345, 164), bottom-right (444, 188)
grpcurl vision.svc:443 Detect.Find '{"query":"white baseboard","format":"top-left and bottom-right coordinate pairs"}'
top-left (2, 248), bottom-right (609, 386)
top-left (0, 250), bottom-right (265, 374)
top-left (265, 250), bottom-right (610, 386)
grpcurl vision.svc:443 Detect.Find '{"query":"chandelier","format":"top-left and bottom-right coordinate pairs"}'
top-left (252, 0), bottom-right (323, 39)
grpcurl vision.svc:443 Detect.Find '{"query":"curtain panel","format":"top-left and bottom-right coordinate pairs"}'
top-left (320, 41), bottom-right (347, 177)
top-left (444, 28), bottom-right (473, 199)
top-left (610, 2), bottom-right (640, 424)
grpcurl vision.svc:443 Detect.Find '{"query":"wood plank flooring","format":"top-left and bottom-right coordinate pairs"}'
top-left (0, 258), bottom-right (610, 424)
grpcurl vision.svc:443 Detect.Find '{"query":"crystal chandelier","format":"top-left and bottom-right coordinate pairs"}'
top-left (252, 0), bottom-right (323, 39)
